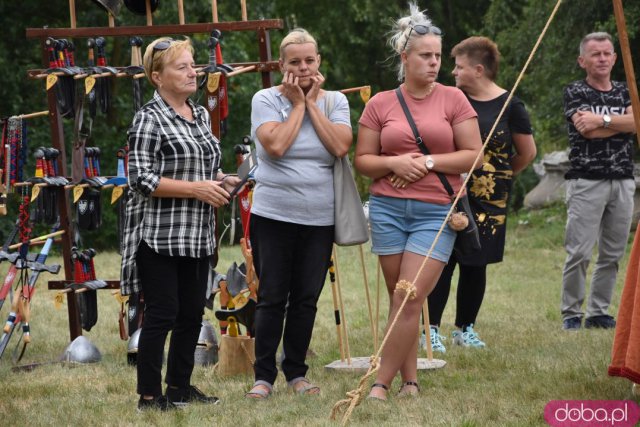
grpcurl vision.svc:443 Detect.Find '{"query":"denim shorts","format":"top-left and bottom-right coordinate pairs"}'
top-left (368, 195), bottom-right (456, 262)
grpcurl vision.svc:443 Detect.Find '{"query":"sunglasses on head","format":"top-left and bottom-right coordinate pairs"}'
top-left (152, 38), bottom-right (174, 61)
top-left (402, 24), bottom-right (442, 52)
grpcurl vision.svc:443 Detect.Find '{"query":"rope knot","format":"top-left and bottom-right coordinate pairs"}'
top-left (394, 280), bottom-right (417, 299)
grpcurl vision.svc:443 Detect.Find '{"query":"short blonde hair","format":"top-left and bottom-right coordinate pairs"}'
top-left (143, 37), bottom-right (194, 88)
top-left (279, 28), bottom-right (318, 59)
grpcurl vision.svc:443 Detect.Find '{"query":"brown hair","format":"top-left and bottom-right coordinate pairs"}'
top-left (451, 36), bottom-right (501, 81)
top-left (142, 37), bottom-right (195, 88)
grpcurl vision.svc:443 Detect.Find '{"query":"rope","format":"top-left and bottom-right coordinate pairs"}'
top-left (331, 281), bottom-right (416, 423)
top-left (330, 0), bottom-right (563, 424)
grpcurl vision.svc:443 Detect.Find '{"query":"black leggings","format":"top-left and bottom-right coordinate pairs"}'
top-left (427, 254), bottom-right (487, 329)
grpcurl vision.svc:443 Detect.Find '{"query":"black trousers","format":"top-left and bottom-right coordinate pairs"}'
top-left (250, 214), bottom-right (333, 385)
top-left (136, 240), bottom-right (209, 396)
top-left (427, 254), bottom-right (487, 328)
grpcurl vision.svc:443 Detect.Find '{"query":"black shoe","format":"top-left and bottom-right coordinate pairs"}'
top-left (585, 315), bottom-right (616, 329)
top-left (137, 395), bottom-right (177, 412)
top-left (166, 385), bottom-right (220, 406)
top-left (562, 316), bottom-right (582, 331)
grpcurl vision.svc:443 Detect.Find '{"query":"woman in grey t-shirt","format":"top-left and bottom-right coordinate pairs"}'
top-left (245, 28), bottom-right (352, 399)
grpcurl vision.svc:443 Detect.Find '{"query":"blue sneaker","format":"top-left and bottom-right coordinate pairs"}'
top-left (452, 324), bottom-right (486, 348)
top-left (420, 326), bottom-right (446, 354)
top-left (562, 316), bottom-right (582, 331)
top-left (584, 315), bottom-right (615, 329)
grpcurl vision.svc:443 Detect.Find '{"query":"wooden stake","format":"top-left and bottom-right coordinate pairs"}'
top-left (108, 13), bottom-right (115, 28)
top-left (212, 0), bottom-right (218, 23)
top-left (68, 0), bottom-right (76, 29)
top-left (329, 255), bottom-right (345, 362)
top-left (226, 65), bottom-right (256, 77)
top-left (178, 0), bottom-right (185, 25)
top-left (374, 259), bottom-right (381, 351)
top-left (421, 302), bottom-right (433, 361)
top-left (17, 111), bottom-right (49, 120)
top-left (358, 245), bottom-right (376, 349)
top-left (333, 246), bottom-right (351, 363)
top-left (8, 230), bottom-right (66, 251)
top-left (612, 0), bottom-right (640, 144)
top-left (145, 0), bottom-right (153, 26)
top-left (340, 85), bottom-right (370, 95)
top-left (241, 0), bottom-right (247, 21)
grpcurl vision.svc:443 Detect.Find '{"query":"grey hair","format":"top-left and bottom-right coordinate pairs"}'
top-left (579, 32), bottom-right (614, 56)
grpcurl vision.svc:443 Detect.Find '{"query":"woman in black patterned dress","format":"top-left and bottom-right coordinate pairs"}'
top-left (426, 36), bottom-right (537, 351)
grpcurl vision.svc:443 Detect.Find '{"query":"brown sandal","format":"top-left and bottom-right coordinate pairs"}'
top-left (367, 383), bottom-right (389, 401)
top-left (397, 381), bottom-right (420, 397)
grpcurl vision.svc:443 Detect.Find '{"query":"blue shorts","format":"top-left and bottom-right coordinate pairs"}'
top-left (368, 195), bottom-right (456, 262)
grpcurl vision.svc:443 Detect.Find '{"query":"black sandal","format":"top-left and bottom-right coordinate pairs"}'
top-left (398, 381), bottom-right (420, 397)
top-left (367, 383), bottom-right (389, 401)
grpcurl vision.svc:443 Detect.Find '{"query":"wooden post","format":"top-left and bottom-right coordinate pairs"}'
top-left (40, 38), bottom-right (81, 340)
top-left (108, 13), bottom-right (115, 28)
top-left (178, 0), bottom-right (185, 25)
top-left (68, 0), bottom-right (76, 29)
top-left (612, 0), bottom-right (640, 144)
top-left (241, 0), bottom-right (247, 21)
top-left (257, 28), bottom-right (274, 88)
top-left (145, 0), bottom-right (153, 26)
top-left (212, 0), bottom-right (218, 23)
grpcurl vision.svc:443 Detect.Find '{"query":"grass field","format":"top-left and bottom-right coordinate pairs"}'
top-left (0, 203), bottom-right (637, 426)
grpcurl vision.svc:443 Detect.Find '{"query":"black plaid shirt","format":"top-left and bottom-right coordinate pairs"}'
top-left (120, 91), bottom-right (221, 295)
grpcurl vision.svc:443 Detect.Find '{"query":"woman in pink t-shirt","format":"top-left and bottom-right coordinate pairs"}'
top-left (355, 3), bottom-right (482, 400)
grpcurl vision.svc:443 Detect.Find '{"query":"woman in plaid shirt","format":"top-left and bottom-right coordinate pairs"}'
top-left (120, 37), bottom-right (240, 411)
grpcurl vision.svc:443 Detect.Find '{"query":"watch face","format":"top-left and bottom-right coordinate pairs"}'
top-left (604, 114), bottom-right (612, 127)
top-left (426, 158), bottom-right (434, 169)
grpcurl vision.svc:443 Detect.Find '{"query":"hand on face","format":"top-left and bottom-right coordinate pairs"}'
top-left (281, 71), bottom-right (305, 106)
top-left (305, 71), bottom-right (325, 104)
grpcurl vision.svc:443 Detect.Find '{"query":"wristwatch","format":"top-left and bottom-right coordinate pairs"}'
top-left (425, 155), bottom-right (435, 171)
top-left (603, 114), bottom-right (612, 128)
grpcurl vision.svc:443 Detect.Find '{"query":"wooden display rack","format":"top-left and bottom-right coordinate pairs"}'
top-left (25, 14), bottom-right (283, 340)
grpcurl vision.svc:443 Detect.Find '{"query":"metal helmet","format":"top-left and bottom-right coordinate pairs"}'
top-left (60, 336), bottom-right (102, 364)
top-left (194, 320), bottom-right (218, 366)
top-left (127, 328), bottom-right (141, 353)
top-left (126, 328), bottom-right (141, 365)
top-left (91, 0), bottom-right (124, 16)
top-left (124, 0), bottom-right (159, 15)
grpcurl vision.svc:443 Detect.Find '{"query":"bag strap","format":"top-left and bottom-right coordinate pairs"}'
top-left (324, 90), bottom-right (335, 118)
top-left (394, 87), bottom-right (455, 198)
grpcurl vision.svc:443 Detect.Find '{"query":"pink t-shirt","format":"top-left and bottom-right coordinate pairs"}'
top-left (358, 84), bottom-right (477, 205)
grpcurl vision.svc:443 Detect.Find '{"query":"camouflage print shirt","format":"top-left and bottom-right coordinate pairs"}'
top-left (563, 79), bottom-right (633, 180)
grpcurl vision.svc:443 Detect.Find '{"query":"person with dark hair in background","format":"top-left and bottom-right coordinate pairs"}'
top-left (425, 36), bottom-right (536, 352)
top-left (355, 3), bottom-right (482, 400)
top-left (121, 37), bottom-right (240, 411)
top-left (245, 28), bottom-right (352, 399)
top-left (560, 32), bottom-right (636, 331)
